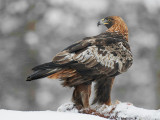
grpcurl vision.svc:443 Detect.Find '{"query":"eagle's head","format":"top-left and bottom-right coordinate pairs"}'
top-left (97, 16), bottom-right (128, 40)
top-left (97, 16), bottom-right (114, 28)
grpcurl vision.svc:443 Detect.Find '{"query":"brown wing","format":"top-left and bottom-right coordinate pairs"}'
top-left (52, 32), bottom-right (133, 78)
top-left (27, 32), bottom-right (133, 87)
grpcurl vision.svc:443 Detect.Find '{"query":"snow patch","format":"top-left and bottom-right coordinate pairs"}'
top-left (0, 109), bottom-right (107, 120)
top-left (115, 103), bottom-right (160, 119)
top-left (57, 101), bottom-right (160, 120)
top-left (1, 102), bottom-right (160, 120)
top-left (57, 102), bottom-right (79, 113)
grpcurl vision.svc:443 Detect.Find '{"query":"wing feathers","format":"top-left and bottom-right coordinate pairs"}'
top-left (52, 37), bottom-right (132, 76)
top-left (27, 32), bottom-right (133, 87)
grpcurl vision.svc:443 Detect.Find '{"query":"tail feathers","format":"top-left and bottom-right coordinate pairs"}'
top-left (32, 62), bottom-right (59, 71)
top-left (26, 68), bottom-right (61, 81)
top-left (27, 62), bottom-right (61, 81)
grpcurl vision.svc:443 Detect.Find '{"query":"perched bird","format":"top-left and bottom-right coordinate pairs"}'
top-left (27, 16), bottom-right (133, 108)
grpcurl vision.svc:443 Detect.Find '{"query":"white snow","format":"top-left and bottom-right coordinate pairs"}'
top-left (114, 103), bottom-right (160, 119)
top-left (1, 102), bottom-right (160, 120)
top-left (0, 108), bottom-right (106, 120)
top-left (58, 102), bottom-right (160, 120)
top-left (57, 102), bottom-right (79, 113)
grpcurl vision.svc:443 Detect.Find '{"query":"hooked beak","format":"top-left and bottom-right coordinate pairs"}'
top-left (97, 18), bottom-right (108, 27)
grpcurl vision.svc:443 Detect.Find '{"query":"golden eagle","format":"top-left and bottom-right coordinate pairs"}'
top-left (27, 16), bottom-right (133, 108)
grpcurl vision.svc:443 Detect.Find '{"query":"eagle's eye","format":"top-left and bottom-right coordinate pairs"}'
top-left (107, 19), bottom-right (111, 22)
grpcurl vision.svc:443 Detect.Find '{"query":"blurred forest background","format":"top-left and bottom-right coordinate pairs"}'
top-left (0, 0), bottom-right (160, 111)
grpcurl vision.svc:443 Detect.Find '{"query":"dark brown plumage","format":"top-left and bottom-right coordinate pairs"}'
top-left (27, 16), bottom-right (133, 108)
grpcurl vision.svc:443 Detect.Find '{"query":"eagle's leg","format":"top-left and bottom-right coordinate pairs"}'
top-left (72, 83), bottom-right (91, 108)
top-left (105, 77), bottom-right (115, 105)
top-left (93, 77), bottom-right (115, 105)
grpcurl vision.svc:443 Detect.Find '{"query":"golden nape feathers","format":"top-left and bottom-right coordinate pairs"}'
top-left (106, 16), bottom-right (128, 40)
